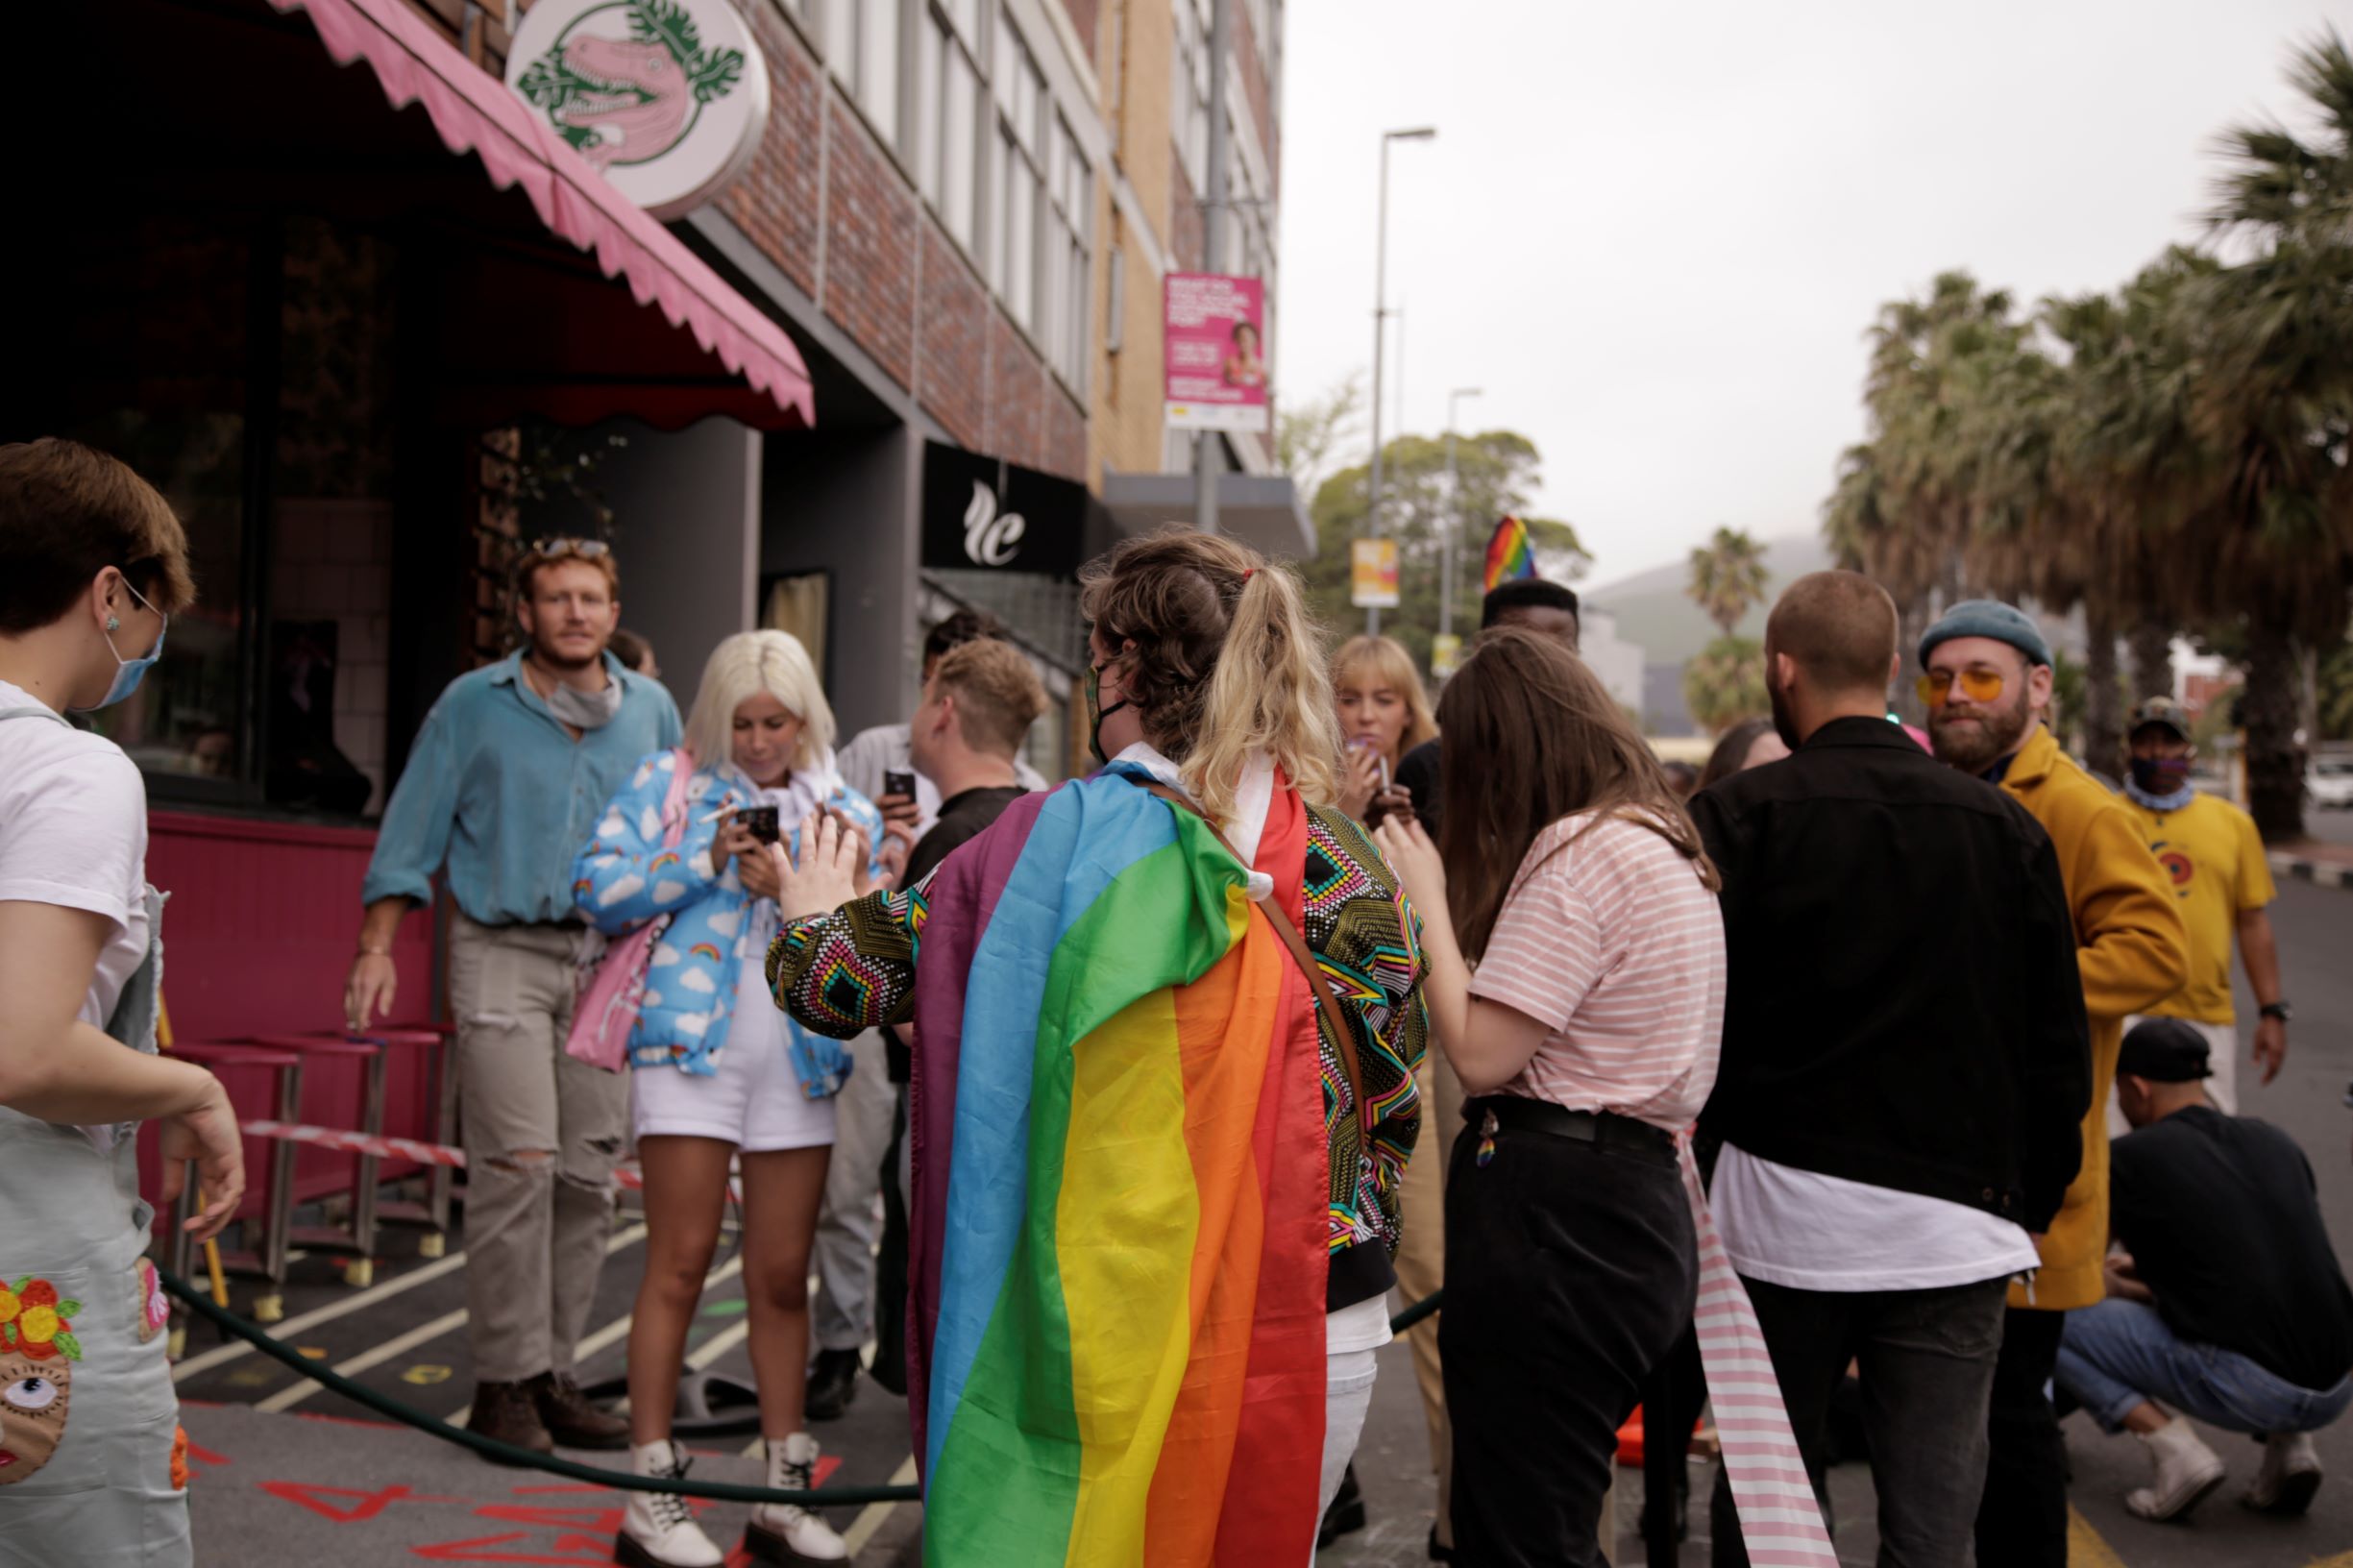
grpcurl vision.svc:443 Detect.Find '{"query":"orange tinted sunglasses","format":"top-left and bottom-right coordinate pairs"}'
top-left (1917, 668), bottom-right (2005, 706)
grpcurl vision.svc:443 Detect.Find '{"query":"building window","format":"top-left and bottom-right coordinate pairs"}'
top-left (825, 0), bottom-right (900, 147)
top-left (1172, 0), bottom-right (1210, 192)
top-left (915, 0), bottom-right (980, 254)
top-left (991, 16), bottom-right (1045, 332)
top-left (1043, 112), bottom-right (1091, 391)
top-left (1105, 242), bottom-right (1125, 356)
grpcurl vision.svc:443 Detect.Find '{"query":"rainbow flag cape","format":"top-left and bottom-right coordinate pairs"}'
top-left (1483, 513), bottom-right (1537, 591)
top-left (904, 762), bottom-right (1330, 1565)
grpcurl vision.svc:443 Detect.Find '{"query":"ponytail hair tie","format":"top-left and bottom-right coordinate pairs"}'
top-left (1241, 568), bottom-right (1255, 582)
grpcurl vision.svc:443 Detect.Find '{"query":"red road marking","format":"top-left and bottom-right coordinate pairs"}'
top-left (263, 1481), bottom-right (425, 1522)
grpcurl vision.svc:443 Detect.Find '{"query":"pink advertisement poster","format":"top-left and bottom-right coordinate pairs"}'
top-left (1164, 272), bottom-right (1269, 433)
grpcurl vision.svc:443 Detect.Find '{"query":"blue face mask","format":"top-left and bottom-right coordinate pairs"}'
top-left (77, 578), bottom-right (167, 712)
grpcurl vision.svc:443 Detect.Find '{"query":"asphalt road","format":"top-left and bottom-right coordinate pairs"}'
top-left (1322, 876), bottom-right (2353, 1567)
top-left (170, 879), bottom-right (2353, 1566)
top-left (2304, 804), bottom-right (2353, 847)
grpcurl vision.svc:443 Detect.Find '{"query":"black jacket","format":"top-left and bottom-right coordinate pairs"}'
top-left (1690, 717), bottom-right (2091, 1231)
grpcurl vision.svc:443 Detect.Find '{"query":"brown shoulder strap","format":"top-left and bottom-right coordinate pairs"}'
top-left (1137, 781), bottom-right (1370, 1132)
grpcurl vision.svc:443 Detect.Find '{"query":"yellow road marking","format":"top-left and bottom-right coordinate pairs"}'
top-left (2068, 1505), bottom-right (2128, 1568)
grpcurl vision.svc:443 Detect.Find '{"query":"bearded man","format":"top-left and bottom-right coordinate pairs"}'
top-left (1918, 600), bottom-right (2188, 1568)
top-left (349, 540), bottom-right (680, 1456)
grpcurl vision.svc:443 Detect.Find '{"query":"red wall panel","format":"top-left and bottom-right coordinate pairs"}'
top-left (140, 811), bottom-right (444, 1231)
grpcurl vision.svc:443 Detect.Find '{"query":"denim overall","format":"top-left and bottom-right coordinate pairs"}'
top-left (0, 707), bottom-right (187, 1564)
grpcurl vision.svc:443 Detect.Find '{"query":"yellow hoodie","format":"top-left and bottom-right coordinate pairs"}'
top-left (1998, 725), bottom-right (2189, 1310)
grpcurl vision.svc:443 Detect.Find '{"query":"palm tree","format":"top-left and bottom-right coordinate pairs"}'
top-left (1829, 274), bottom-right (2037, 721)
top-left (1685, 526), bottom-right (1770, 635)
top-left (2186, 29), bottom-right (2353, 839)
top-left (2059, 255), bottom-right (2219, 711)
top-left (1681, 527), bottom-right (1772, 733)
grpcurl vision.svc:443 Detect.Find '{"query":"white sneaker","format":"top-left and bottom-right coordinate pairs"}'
top-left (616, 1440), bottom-right (725, 1568)
top-left (2125, 1417), bottom-right (2228, 1522)
top-left (745, 1433), bottom-right (848, 1563)
top-left (2243, 1431), bottom-right (2324, 1515)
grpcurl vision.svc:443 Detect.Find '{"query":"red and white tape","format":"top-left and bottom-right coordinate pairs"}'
top-left (235, 1119), bottom-right (742, 1199)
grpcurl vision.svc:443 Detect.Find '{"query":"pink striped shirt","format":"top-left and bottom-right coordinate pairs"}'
top-left (1468, 812), bottom-right (1726, 1132)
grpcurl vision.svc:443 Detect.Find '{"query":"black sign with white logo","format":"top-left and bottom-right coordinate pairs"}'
top-left (920, 443), bottom-right (1088, 577)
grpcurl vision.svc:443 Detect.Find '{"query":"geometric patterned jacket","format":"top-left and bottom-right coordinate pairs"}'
top-left (767, 793), bottom-right (1429, 1304)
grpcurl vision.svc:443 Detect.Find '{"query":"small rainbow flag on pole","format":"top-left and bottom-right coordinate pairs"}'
top-left (1483, 514), bottom-right (1537, 592)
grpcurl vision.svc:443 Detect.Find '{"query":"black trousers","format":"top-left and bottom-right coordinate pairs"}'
top-left (1709, 1275), bottom-right (2009, 1568)
top-left (1974, 1307), bottom-right (2069, 1568)
top-left (870, 1085), bottom-right (910, 1395)
top-left (1441, 1112), bottom-right (1696, 1568)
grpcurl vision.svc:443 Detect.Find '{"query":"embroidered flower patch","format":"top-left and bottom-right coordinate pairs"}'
top-left (0, 1277), bottom-right (80, 1484)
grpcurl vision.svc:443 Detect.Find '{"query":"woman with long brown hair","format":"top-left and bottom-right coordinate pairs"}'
top-left (762, 529), bottom-right (1429, 1563)
top-left (1375, 625), bottom-right (1726, 1567)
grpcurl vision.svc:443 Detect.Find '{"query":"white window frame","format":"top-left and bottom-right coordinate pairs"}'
top-left (914, 0), bottom-right (984, 257)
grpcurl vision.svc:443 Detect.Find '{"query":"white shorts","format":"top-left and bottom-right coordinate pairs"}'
top-left (631, 1007), bottom-right (837, 1152)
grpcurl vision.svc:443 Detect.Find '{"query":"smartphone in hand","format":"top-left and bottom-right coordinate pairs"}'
top-left (740, 805), bottom-right (781, 845)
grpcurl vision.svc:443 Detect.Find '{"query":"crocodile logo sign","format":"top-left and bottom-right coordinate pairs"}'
top-left (507, 0), bottom-right (771, 221)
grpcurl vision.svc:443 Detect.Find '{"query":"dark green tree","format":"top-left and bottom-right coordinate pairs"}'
top-left (1301, 429), bottom-right (1586, 672)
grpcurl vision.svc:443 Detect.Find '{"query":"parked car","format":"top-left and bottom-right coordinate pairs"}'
top-left (2308, 757), bottom-right (2353, 810)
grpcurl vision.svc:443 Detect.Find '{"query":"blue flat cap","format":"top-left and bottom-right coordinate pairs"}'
top-left (1919, 600), bottom-right (2052, 668)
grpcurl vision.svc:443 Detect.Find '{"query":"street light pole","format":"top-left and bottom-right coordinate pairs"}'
top-left (1192, 0), bottom-right (1231, 535)
top-left (1363, 126), bottom-right (1434, 635)
top-left (1440, 385), bottom-right (1483, 654)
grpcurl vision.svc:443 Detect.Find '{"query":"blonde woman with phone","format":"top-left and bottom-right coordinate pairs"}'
top-left (573, 629), bottom-right (880, 1568)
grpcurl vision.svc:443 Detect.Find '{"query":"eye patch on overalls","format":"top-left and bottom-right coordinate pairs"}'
top-left (0, 1276), bottom-right (83, 1483)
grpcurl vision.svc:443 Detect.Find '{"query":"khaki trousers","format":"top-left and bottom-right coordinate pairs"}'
top-left (1392, 1047), bottom-right (1464, 1544)
top-left (448, 912), bottom-right (629, 1384)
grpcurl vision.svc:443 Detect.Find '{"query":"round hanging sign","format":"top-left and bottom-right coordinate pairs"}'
top-left (505, 0), bottom-right (771, 220)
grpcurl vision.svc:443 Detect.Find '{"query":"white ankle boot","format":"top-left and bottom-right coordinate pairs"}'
top-left (616, 1440), bottom-right (724, 1568)
top-left (2126, 1416), bottom-right (2227, 1521)
top-left (745, 1433), bottom-right (847, 1563)
top-left (2243, 1430), bottom-right (2324, 1514)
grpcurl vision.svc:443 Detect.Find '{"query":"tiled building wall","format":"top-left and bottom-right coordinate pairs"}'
top-left (919, 226), bottom-right (991, 450)
top-left (821, 98), bottom-right (919, 389)
top-left (271, 499), bottom-right (397, 812)
top-left (721, 2), bottom-right (829, 300)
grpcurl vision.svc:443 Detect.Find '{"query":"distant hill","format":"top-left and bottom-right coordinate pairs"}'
top-left (1585, 533), bottom-right (1834, 664)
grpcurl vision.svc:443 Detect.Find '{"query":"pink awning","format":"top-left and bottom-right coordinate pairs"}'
top-left (271, 0), bottom-right (815, 429)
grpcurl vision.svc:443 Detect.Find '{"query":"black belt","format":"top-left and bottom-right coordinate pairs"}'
top-left (1466, 1095), bottom-right (1679, 1169)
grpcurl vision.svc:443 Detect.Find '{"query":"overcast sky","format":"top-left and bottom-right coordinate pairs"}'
top-left (1274, 0), bottom-right (2353, 589)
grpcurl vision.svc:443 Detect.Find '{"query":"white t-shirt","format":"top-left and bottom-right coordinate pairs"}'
top-left (1327, 1293), bottom-right (1393, 1357)
top-left (0, 679), bottom-right (152, 1032)
top-left (1711, 1143), bottom-right (2041, 1293)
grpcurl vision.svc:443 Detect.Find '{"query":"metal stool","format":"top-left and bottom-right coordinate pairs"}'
top-left (166, 1041), bottom-right (305, 1328)
top-left (339, 1025), bottom-right (454, 1258)
top-left (243, 1033), bottom-right (387, 1286)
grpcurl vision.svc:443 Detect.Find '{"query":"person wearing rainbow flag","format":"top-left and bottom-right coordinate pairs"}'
top-left (763, 530), bottom-right (1430, 1565)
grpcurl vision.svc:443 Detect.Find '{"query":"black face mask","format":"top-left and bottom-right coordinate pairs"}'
top-left (2129, 755), bottom-right (2194, 795)
top-left (1087, 661), bottom-right (1131, 767)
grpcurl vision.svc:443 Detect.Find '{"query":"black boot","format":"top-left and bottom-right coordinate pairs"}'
top-left (804, 1347), bottom-right (863, 1423)
top-left (1318, 1463), bottom-right (1366, 1548)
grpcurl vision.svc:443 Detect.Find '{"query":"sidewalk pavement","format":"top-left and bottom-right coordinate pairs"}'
top-left (2268, 840), bottom-right (2353, 890)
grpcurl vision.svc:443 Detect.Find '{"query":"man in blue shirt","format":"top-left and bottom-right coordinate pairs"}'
top-left (346, 541), bottom-right (679, 1457)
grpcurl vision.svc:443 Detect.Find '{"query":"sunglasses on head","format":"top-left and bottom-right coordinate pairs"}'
top-left (1917, 668), bottom-right (2005, 706)
top-left (527, 536), bottom-right (611, 560)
